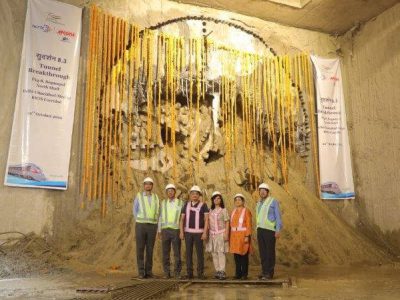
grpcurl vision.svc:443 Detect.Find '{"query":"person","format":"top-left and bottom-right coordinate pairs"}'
top-left (158, 183), bottom-right (183, 279)
top-left (206, 191), bottom-right (230, 280)
top-left (256, 183), bottom-right (282, 280)
top-left (229, 193), bottom-right (252, 280)
top-left (133, 177), bottom-right (160, 279)
top-left (179, 185), bottom-right (209, 279)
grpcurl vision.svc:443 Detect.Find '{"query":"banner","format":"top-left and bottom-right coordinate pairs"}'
top-left (4, 0), bottom-right (82, 190)
top-left (311, 56), bottom-right (355, 200)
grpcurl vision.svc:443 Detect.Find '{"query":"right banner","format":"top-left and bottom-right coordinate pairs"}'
top-left (311, 56), bottom-right (355, 200)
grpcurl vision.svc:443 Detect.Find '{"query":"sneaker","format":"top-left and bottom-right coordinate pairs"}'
top-left (214, 271), bottom-right (220, 279)
top-left (219, 272), bottom-right (226, 280)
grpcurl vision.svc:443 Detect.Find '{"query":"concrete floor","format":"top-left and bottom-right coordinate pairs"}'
top-left (0, 265), bottom-right (400, 299)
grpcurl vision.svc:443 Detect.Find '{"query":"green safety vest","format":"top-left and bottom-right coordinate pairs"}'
top-left (160, 198), bottom-right (183, 230)
top-left (256, 196), bottom-right (276, 231)
top-left (136, 192), bottom-right (160, 224)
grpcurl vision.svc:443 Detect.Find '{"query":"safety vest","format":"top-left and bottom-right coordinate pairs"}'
top-left (230, 208), bottom-right (247, 232)
top-left (209, 208), bottom-right (226, 235)
top-left (136, 192), bottom-right (160, 224)
top-left (256, 196), bottom-right (276, 231)
top-left (160, 198), bottom-right (183, 230)
top-left (185, 201), bottom-right (204, 233)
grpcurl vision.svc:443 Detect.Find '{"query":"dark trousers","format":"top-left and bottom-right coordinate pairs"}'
top-left (234, 253), bottom-right (249, 278)
top-left (135, 223), bottom-right (157, 276)
top-left (161, 228), bottom-right (182, 275)
top-left (184, 232), bottom-right (204, 276)
top-left (257, 228), bottom-right (276, 277)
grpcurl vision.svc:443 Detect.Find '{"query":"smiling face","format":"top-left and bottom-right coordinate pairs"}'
top-left (144, 182), bottom-right (153, 192)
top-left (213, 195), bottom-right (222, 207)
top-left (167, 188), bottom-right (176, 199)
top-left (259, 188), bottom-right (269, 199)
top-left (234, 196), bottom-right (244, 207)
top-left (190, 191), bottom-right (201, 202)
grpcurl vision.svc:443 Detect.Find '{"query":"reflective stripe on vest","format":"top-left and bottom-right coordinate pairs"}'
top-left (136, 192), bottom-right (159, 224)
top-left (209, 208), bottom-right (225, 235)
top-left (230, 208), bottom-right (247, 232)
top-left (256, 196), bottom-right (276, 231)
top-left (160, 199), bottom-right (183, 229)
top-left (185, 202), bottom-right (204, 233)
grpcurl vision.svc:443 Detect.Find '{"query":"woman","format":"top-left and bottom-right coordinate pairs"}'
top-left (206, 191), bottom-right (230, 280)
top-left (229, 193), bottom-right (252, 280)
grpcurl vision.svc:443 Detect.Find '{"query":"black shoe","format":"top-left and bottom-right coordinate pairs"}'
top-left (146, 273), bottom-right (154, 279)
top-left (233, 275), bottom-right (241, 280)
top-left (198, 274), bottom-right (206, 280)
top-left (241, 275), bottom-right (248, 280)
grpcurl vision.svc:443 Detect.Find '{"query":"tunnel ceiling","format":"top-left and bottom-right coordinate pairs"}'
top-left (170, 0), bottom-right (400, 34)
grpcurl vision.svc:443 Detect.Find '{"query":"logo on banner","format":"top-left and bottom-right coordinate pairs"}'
top-left (46, 12), bottom-right (64, 25)
top-left (32, 12), bottom-right (76, 42)
top-left (32, 23), bottom-right (51, 33)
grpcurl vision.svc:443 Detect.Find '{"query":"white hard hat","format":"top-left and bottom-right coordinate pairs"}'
top-left (233, 193), bottom-right (245, 200)
top-left (189, 185), bottom-right (202, 194)
top-left (143, 177), bottom-right (154, 184)
top-left (165, 183), bottom-right (176, 190)
top-left (211, 191), bottom-right (222, 198)
top-left (258, 183), bottom-right (270, 191)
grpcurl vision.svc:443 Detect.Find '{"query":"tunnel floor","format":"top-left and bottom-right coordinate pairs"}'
top-left (0, 265), bottom-right (399, 299)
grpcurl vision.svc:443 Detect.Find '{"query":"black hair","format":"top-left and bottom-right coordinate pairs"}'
top-left (211, 195), bottom-right (225, 210)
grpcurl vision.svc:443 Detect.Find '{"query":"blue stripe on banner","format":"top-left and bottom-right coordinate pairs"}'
top-left (6, 175), bottom-right (67, 188)
top-left (321, 192), bottom-right (355, 200)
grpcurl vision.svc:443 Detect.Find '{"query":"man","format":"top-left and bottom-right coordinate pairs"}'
top-left (158, 183), bottom-right (183, 279)
top-left (179, 185), bottom-right (209, 279)
top-left (133, 177), bottom-right (160, 279)
top-left (256, 183), bottom-right (282, 280)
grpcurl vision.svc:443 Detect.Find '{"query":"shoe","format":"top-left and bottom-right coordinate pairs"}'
top-left (174, 274), bottom-right (182, 280)
top-left (162, 273), bottom-right (171, 279)
top-left (198, 274), bottom-right (206, 280)
top-left (214, 271), bottom-right (220, 279)
top-left (233, 275), bottom-right (241, 280)
top-left (261, 275), bottom-right (272, 280)
top-left (146, 273), bottom-right (154, 279)
top-left (241, 275), bottom-right (248, 280)
top-left (182, 274), bottom-right (194, 280)
top-left (219, 272), bottom-right (226, 280)
top-left (138, 274), bottom-right (146, 279)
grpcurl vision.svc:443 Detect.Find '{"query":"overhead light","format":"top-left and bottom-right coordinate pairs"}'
top-left (267, 0), bottom-right (311, 9)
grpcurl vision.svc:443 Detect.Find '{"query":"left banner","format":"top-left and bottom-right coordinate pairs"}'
top-left (4, 0), bottom-right (82, 190)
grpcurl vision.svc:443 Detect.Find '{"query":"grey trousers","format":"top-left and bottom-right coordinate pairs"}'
top-left (184, 232), bottom-right (204, 276)
top-left (135, 223), bottom-right (157, 276)
top-left (161, 228), bottom-right (182, 275)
